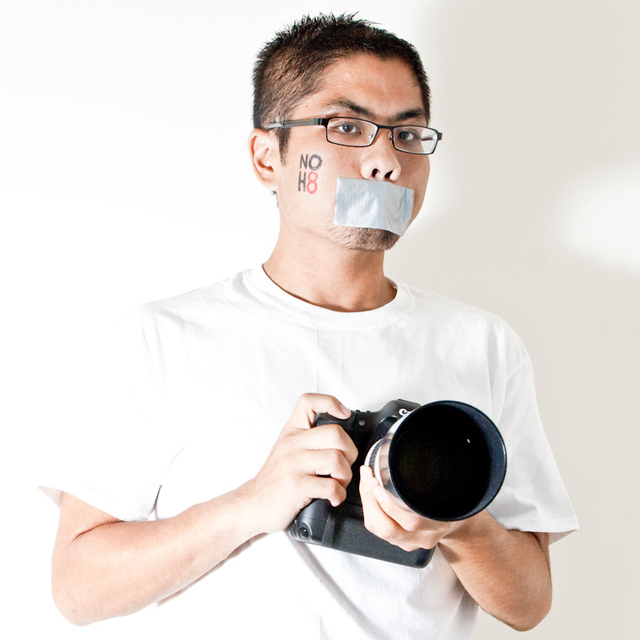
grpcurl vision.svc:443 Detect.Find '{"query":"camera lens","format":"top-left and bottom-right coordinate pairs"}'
top-left (388, 403), bottom-right (500, 520)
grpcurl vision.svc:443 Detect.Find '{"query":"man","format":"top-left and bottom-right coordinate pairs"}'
top-left (46, 14), bottom-right (577, 639)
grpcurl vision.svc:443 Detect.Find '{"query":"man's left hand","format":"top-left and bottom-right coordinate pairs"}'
top-left (359, 465), bottom-right (466, 551)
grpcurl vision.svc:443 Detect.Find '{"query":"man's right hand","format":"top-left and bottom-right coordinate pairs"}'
top-left (242, 393), bottom-right (359, 535)
top-left (51, 393), bottom-right (358, 625)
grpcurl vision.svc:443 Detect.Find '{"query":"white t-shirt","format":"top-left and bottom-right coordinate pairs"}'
top-left (43, 266), bottom-right (578, 639)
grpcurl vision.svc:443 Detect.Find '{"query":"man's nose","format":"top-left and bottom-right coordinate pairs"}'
top-left (360, 130), bottom-right (402, 181)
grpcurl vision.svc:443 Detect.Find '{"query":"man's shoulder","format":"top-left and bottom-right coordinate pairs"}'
top-left (134, 269), bottom-right (256, 322)
top-left (401, 283), bottom-right (525, 352)
top-left (404, 283), bottom-right (508, 325)
top-left (117, 270), bottom-right (269, 348)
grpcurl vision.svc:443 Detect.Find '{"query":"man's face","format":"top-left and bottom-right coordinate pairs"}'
top-left (270, 53), bottom-right (431, 252)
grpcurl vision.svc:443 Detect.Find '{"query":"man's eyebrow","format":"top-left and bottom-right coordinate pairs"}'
top-left (393, 108), bottom-right (429, 123)
top-left (321, 99), bottom-right (428, 124)
top-left (322, 99), bottom-right (374, 119)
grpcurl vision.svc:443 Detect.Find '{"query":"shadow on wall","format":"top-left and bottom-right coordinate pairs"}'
top-left (386, 1), bottom-right (640, 638)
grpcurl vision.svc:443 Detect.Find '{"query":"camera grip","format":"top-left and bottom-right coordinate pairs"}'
top-left (288, 412), bottom-right (357, 543)
top-left (290, 500), bottom-right (434, 568)
top-left (289, 499), bottom-right (331, 543)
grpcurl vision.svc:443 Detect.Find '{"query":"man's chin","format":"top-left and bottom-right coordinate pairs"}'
top-left (330, 226), bottom-right (401, 252)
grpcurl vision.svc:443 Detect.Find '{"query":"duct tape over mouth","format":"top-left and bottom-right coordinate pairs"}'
top-left (333, 177), bottom-right (414, 236)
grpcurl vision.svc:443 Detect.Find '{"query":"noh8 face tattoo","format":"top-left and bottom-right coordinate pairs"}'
top-left (298, 153), bottom-right (323, 194)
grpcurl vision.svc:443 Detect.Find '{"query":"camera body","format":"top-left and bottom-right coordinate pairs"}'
top-left (288, 399), bottom-right (507, 568)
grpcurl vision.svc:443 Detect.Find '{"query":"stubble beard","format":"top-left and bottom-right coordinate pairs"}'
top-left (328, 226), bottom-right (401, 252)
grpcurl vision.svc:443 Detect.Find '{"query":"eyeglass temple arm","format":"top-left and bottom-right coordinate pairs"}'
top-left (265, 119), bottom-right (325, 131)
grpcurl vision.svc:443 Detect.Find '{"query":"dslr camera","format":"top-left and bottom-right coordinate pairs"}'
top-left (288, 400), bottom-right (507, 568)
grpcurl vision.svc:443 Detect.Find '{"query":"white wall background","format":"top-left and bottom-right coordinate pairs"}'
top-left (2, 1), bottom-right (638, 637)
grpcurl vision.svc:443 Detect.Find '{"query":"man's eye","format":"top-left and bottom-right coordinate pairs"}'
top-left (396, 128), bottom-right (419, 142)
top-left (330, 120), bottom-right (363, 136)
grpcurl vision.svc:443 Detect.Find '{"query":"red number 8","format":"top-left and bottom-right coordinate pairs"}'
top-left (307, 171), bottom-right (318, 194)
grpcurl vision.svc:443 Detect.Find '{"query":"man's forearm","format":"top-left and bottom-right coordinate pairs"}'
top-left (52, 395), bottom-right (358, 626)
top-left (52, 486), bottom-right (260, 626)
top-left (438, 512), bottom-right (552, 631)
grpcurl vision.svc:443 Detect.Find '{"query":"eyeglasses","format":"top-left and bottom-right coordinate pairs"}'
top-left (266, 117), bottom-right (442, 156)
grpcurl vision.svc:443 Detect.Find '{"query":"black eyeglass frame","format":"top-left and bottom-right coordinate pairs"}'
top-left (265, 117), bottom-right (442, 156)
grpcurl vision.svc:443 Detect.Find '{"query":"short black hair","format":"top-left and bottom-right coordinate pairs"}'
top-left (253, 13), bottom-right (431, 159)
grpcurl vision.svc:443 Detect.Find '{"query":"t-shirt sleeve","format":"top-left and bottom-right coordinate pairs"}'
top-left (39, 306), bottom-right (178, 522)
top-left (487, 350), bottom-right (578, 543)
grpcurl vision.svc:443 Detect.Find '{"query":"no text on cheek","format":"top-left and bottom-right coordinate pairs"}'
top-left (298, 153), bottom-right (323, 194)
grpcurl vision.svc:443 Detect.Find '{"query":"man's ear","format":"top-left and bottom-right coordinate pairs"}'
top-left (248, 128), bottom-right (279, 190)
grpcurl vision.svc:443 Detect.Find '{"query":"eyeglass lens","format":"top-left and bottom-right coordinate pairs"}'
top-left (326, 118), bottom-right (438, 154)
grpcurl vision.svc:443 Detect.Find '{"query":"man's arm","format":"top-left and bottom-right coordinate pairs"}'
top-left (52, 487), bottom-right (260, 625)
top-left (52, 394), bottom-right (358, 626)
top-left (359, 466), bottom-right (552, 631)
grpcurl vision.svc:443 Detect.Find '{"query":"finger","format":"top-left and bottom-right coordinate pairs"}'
top-left (297, 448), bottom-right (354, 487)
top-left (371, 483), bottom-right (426, 533)
top-left (364, 470), bottom-right (453, 543)
top-left (285, 393), bottom-right (351, 430)
top-left (358, 465), bottom-right (418, 528)
top-left (297, 423), bottom-right (359, 465)
top-left (301, 475), bottom-right (348, 507)
top-left (359, 466), bottom-right (403, 540)
top-left (359, 467), bottom-right (434, 551)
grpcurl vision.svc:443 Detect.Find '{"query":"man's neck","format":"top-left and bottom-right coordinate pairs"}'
top-left (263, 239), bottom-right (396, 313)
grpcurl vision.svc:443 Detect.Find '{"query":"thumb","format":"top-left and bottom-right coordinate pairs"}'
top-left (285, 393), bottom-right (351, 430)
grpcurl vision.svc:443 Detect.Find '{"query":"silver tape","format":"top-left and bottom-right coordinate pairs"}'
top-left (333, 178), bottom-right (414, 236)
